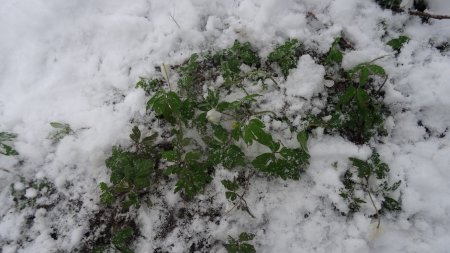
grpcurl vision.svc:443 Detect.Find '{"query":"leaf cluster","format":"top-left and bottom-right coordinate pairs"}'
top-left (222, 178), bottom-right (254, 218)
top-left (100, 126), bottom-right (158, 209)
top-left (50, 122), bottom-right (73, 143)
top-left (0, 131), bottom-right (18, 156)
top-left (340, 152), bottom-right (401, 215)
top-left (225, 232), bottom-right (256, 253)
top-left (268, 39), bottom-right (303, 78)
top-left (94, 226), bottom-right (135, 253)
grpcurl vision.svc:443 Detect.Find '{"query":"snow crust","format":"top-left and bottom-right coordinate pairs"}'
top-left (1, 0), bottom-right (450, 252)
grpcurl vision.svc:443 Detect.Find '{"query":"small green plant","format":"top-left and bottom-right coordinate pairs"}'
top-left (225, 232), bottom-right (256, 253)
top-left (339, 152), bottom-right (401, 228)
top-left (136, 77), bottom-right (162, 94)
top-left (268, 39), bottom-right (303, 78)
top-left (222, 178), bottom-right (255, 218)
top-left (375, 0), bottom-right (402, 10)
top-left (387, 35), bottom-right (410, 51)
top-left (50, 122), bottom-right (73, 143)
top-left (10, 178), bottom-right (55, 210)
top-left (0, 132), bottom-right (18, 156)
top-left (315, 53), bottom-right (389, 144)
top-left (93, 226), bottom-right (135, 253)
top-left (326, 37), bottom-right (343, 66)
top-left (100, 126), bottom-right (158, 209)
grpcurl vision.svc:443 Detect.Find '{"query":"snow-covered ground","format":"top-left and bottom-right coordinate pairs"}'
top-left (1, 0), bottom-right (450, 252)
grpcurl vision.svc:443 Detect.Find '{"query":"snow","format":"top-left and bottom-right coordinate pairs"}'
top-left (1, 0), bottom-right (450, 252)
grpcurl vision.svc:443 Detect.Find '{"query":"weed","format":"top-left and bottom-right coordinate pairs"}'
top-left (222, 178), bottom-right (255, 218)
top-left (387, 35), bottom-right (410, 51)
top-left (49, 122), bottom-right (73, 143)
top-left (268, 39), bottom-right (303, 78)
top-left (100, 126), bottom-right (158, 209)
top-left (225, 232), bottom-right (256, 253)
top-left (0, 131), bottom-right (18, 156)
top-left (339, 152), bottom-right (401, 228)
top-left (93, 226), bottom-right (136, 253)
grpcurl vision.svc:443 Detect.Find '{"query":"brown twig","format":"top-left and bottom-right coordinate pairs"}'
top-left (408, 10), bottom-right (450, 20)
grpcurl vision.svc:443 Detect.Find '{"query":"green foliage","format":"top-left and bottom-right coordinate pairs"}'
top-left (268, 39), bottom-right (303, 78)
top-left (94, 227), bottom-right (135, 253)
top-left (375, 0), bottom-right (401, 10)
top-left (10, 178), bottom-right (55, 210)
top-left (50, 122), bottom-right (73, 143)
top-left (340, 152), bottom-right (401, 223)
top-left (222, 178), bottom-right (255, 218)
top-left (178, 53), bottom-right (200, 97)
top-left (136, 78), bottom-right (162, 93)
top-left (225, 232), bottom-right (256, 253)
top-left (387, 36), bottom-right (410, 51)
top-left (326, 37), bottom-right (343, 65)
top-left (100, 126), bottom-right (157, 209)
top-left (0, 132), bottom-right (18, 156)
top-left (319, 60), bottom-right (388, 144)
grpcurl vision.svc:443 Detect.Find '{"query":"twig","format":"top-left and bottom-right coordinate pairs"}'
top-left (169, 14), bottom-right (181, 29)
top-left (365, 178), bottom-right (381, 229)
top-left (408, 10), bottom-right (450, 20)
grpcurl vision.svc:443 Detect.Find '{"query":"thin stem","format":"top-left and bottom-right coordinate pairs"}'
top-left (366, 178), bottom-right (381, 228)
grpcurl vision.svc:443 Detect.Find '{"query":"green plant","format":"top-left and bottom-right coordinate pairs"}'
top-left (225, 232), bottom-right (256, 253)
top-left (93, 226), bottom-right (135, 253)
top-left (339, 152), bottom-right (401, 228)
top-left (50, 122), bottom-right (73, 143)
top-left (387, 35), bottom-right (410, 51)
top-left (326, 37), bottom-right (343, 66)
top-left (100, 126), bottom-right (158, 209)
top-left (268, 39), bottom-right (303, 78)
top-left (375, 0), bottom-right (402, 10)
top-left (145, 44), bottom-right (311, 198)
top-left (0, 132), bottom-right (18, 156)
top-left (136, 77), bottom-right (162, 94)
top-left (10, 178), bottom-right (55, 210)
top-left (315, 55), bottom-right (389, 144)
top-left (222, 178), bottom-right (255, 218)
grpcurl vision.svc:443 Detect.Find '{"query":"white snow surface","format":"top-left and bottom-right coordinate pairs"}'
top-left (1, 0), bottom-right (450, 252)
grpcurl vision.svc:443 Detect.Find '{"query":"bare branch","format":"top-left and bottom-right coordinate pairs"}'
top-left (408, 10), bottom-right (450, 20)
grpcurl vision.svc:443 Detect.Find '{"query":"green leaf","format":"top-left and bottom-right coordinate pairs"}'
top-left (297, 130), bottom-right (309, 152)
top-left (243, 119), bottom-right (277, 150)
top-left (147, 91), bottom-right (181, 123)
top-left (387, 36), bottom-right (410, 50)
top-left (226, 191), bottom-right (238, 201)
top-left (0, 132), bottom-right (17, 142)
top-left (359, 67), bottom-right (369, 86)
top-left (213, 124), bottom-right (229, 143)
top-left (239, 232), bottom-right (255, 242)
top-left (326, 37), bottom-right (343, 65)
top-left (367, 64), bottom-right (385, 75)
top-left (223, 145), bottom-right (246, 169)
top-left (0, 143), bottom-right (18, 156)
top-left (268, 39), bottom-right (302, 78)
top-left (112, 227), bottom-right (135, 253)
top-left (252, 153), bottom-right (275, 170)
top-left (99, 182), bottom-right (114, 205)
top-left (222, 179), bottom-right (239, 191)
top-left (185, 151), bottom-right (201, 164)
top-left (355, 88), bottom-right (369, 109)
top-left (338, 86), bottom-right (356, 108)
top-left (382, 196), bottom-right (401, 211)
top-left (130, 126), bottom-right (141, 143)
top-left (349, 157), bottom-right (371, 178)
top-left (180, 99), bottom-right (196, 122)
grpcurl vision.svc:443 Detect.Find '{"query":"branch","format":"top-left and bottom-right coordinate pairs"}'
top-left (408, 10), bottom-right (450, 20)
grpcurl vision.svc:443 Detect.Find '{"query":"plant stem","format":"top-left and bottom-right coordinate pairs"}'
top-left (366, 178), bottom-right (381, 228)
